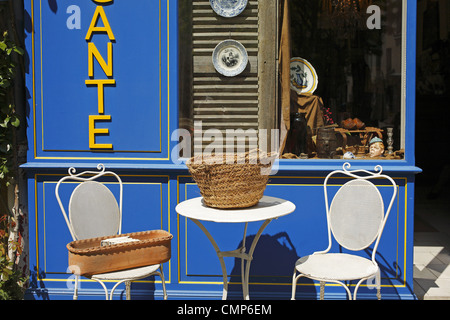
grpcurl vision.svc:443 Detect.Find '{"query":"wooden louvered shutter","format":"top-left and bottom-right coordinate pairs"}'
top-left (179, 0), bottom-right (278, 154)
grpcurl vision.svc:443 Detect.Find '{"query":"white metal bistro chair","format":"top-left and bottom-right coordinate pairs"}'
top-left (291, 163), bottom-right (397, 300)
top-left (55, 164), bottom-right (168, 300)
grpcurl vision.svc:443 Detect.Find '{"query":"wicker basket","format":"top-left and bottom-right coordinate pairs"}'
top-left (67, 230), bottom-right (172, 277)
top-left (186, 150), bottom-right (277, 209)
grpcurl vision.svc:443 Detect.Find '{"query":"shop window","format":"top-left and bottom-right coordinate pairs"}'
top-left (178, 0), bottom-right (406, 160)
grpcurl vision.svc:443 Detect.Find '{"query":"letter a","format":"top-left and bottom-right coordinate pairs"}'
top-left (66, 5), bottom-right (81, 30)
top-left (366, 5), bottom-right (381, 30)
top-left (85, 6), bottom-right (115, 41)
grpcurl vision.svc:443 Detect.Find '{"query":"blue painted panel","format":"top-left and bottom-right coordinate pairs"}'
top-left (176, 174), bottom-right (412, 298)
top-left (268, 176), bottom-right (409, 289)
top-left (27, 0), bottom-right (170, 160)
top-left (29, 173), bottom-right (170, 294)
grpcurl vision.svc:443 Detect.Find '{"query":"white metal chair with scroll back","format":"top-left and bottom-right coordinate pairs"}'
top-left (291, 163), bottom-right (397, 300)
top-left (55, 164), bottom-right (168, 300)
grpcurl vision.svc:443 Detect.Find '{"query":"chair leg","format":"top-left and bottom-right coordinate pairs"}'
top-left (91, 279), bottom-right (110, 300)
top-left (291, 270), bottom-right (298, 300)
top-left (109, 280), bottom-right (126, 300)
top-left (354, 278), bottom-right (366, 300)
top-left (320, 281), bottom-right (325, 300)
top-left (125, 281), bottom-right (131, 300)
top-left (73, 275), bottom-right (79, 300)
top-left (157, 265), bottom-right (168, 300)
top-left (291, 270), bottom-right (307, 300)
top-left (376, 270), bottom-right (381, 300)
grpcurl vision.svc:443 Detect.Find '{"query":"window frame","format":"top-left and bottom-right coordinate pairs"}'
top-left (176, 0), bottom-right (418, 170)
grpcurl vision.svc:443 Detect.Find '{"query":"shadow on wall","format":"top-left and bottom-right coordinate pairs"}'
top-left (228, 232), bottom-right (316, 298)
top-left (225, 232), bottom-right (415, 299)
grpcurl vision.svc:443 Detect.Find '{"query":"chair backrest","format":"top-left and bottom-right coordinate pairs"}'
top-left (322, 163), bottom-right (397, 261)
top-left (55, 164), bottom-right (123, 241)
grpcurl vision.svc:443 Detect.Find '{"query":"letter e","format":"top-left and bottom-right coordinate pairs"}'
top-left (89, 115), bottom-right (113, 149)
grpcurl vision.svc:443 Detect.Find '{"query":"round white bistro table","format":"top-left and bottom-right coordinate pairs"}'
top-left (175, 196), bottom-right (296, 300)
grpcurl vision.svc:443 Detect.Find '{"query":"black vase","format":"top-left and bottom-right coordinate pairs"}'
top-left (289, 112), bottom-right (307, 156)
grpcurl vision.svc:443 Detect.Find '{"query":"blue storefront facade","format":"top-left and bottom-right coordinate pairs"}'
top-left (22, 0), bottom-right (420, 300)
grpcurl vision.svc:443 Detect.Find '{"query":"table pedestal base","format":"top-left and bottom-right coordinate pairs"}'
top-left (190, 218), bottom-right (273, 300)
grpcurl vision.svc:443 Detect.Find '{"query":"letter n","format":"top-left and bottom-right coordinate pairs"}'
top-left (88, 42), bottom-right (113, 77)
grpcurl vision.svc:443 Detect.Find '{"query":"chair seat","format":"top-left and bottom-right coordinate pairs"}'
top-left (295, 253), bottom-right (378, 281)
top-left (91, 264), bottom-right (161, 281)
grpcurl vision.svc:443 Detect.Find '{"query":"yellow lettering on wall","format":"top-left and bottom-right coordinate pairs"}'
top-left (88, 42), bottom-right (113, 78)
top-left (85, 79), bottom-right (115, 114)
top-left (86, 2), bottom-right (115, 150)
top-left (85, 6), bottom-right (115, 41)
top-left (89, 114), bottom-right (113, 149)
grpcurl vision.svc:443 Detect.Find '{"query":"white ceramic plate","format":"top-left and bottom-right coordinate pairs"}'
top-left (290, 57), bottom-right (318, 94)
top-left (210, 0), bottom-right (248, 18)
top-left (212, 40), bottom-right (248, 77)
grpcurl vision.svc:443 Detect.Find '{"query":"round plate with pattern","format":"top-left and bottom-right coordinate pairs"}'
top-left (290, 57), bottom-right (318, 94)
top-left (209, 0), bottom-right (248, 18)
top-left (212, 40), bottom-right (248, 77)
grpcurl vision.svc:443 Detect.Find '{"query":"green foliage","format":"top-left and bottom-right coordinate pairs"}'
top-left (0, 30), bottom-right (23, 182)
top-left (0, 30), bottom-right (26, 300)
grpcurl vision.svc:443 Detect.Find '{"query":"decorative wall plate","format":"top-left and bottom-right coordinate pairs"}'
top-left (209, 0), bottom-right (248, 18)
top-left (290, 57), bottom-right (318, 94)
top-left (212, 40), bottom-right (248, 77)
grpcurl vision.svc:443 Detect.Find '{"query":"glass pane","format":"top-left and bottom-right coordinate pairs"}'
top-left (177, 1), bottom-right (267, 158)
top-left (283, 0), bottom-right (404, 160)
